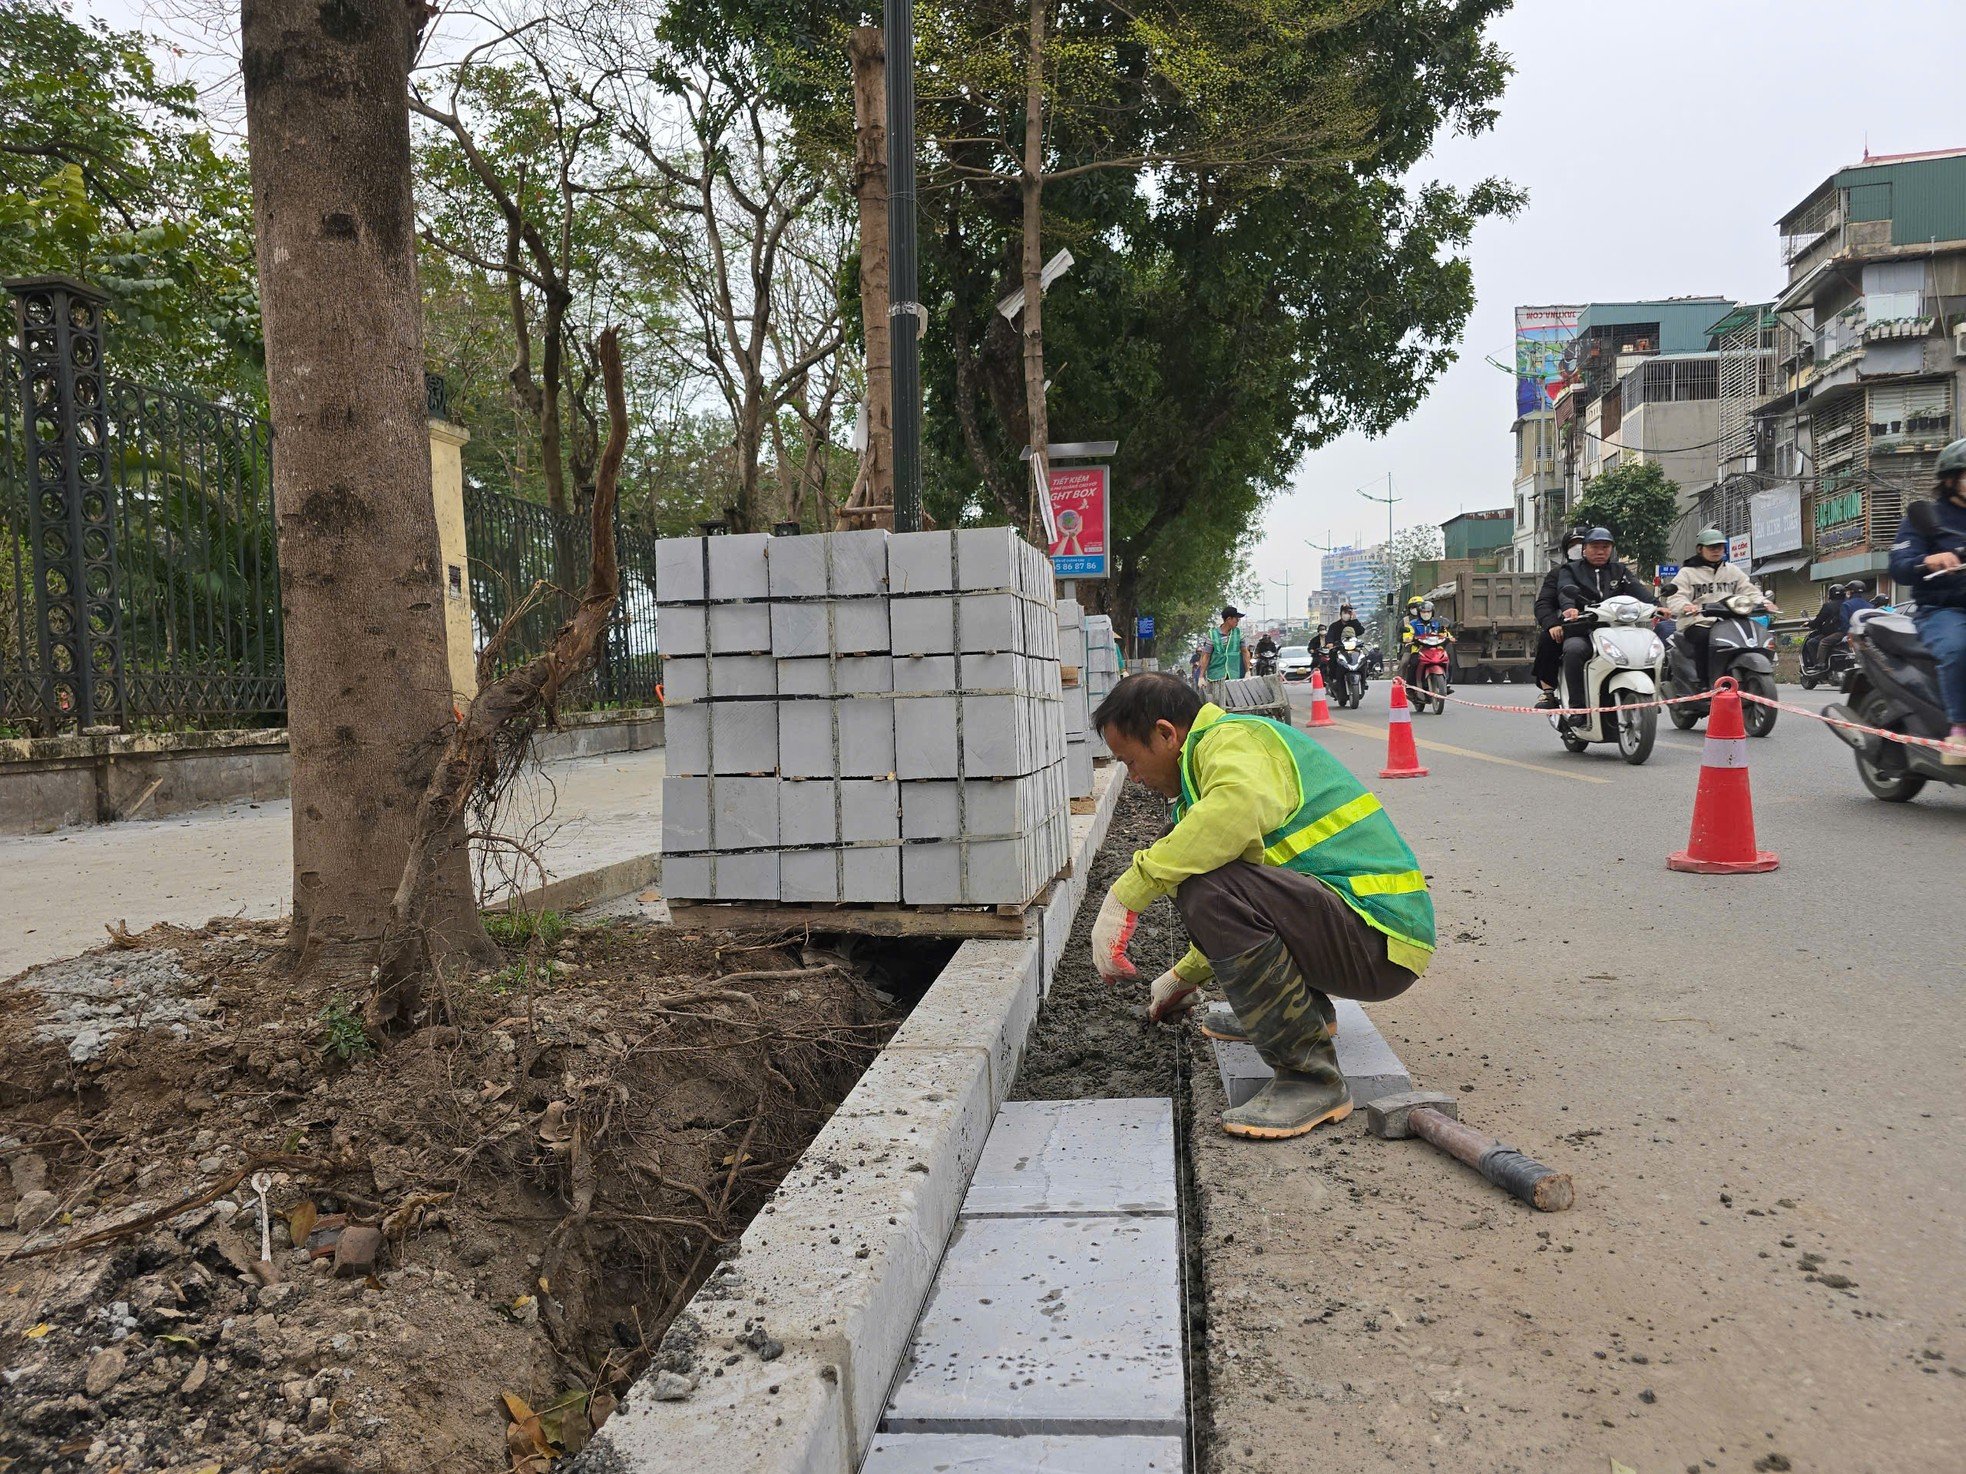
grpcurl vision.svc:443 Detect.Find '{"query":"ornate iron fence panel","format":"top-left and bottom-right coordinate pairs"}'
top-left (1, 342), bottom-right (32, 732)
top-left (105, 376), bottom-right (283, 727)
top-left (463, 486), bottom-right (660, 711)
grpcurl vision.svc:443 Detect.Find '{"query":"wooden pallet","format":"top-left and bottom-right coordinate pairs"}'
top-left (666, 870), bottom-right (1068, 940)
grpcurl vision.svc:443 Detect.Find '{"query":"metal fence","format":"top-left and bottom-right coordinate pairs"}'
top-left (2, 275), bottom-right (659, 736)
top-left (462, 485), bottom-right (661, 711)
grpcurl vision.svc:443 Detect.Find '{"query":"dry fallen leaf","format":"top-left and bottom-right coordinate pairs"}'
top-left (1610, 1461), bottom-right (1638, 1474)
top-left (288, 1200), bottom-right (318, 1245)
top-left (24, 1323), bottom-right (50, 1339)
top-left (501, 1391), bottom-right (536, 1424)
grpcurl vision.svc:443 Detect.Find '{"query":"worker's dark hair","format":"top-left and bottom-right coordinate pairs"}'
top-left (1091, 672), bottom-right (1204, 744)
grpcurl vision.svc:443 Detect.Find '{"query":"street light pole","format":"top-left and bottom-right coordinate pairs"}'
top-left (1358, 473), bottom-right (1401, 633)
top-left (884, 0), bottom-right (923, 531)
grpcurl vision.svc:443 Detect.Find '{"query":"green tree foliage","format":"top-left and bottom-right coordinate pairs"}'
top-left (660, 0), bottom-right (1519, 624)
top-left (0, 0), bottom-right (260, 399)
top-left (1569, 461), bottom-right (1681, 573)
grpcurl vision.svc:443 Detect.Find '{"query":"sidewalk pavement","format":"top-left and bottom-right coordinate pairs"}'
top-left (3, 747), bottom-right (667, 977)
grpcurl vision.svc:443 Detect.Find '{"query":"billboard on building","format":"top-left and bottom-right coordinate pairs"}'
top-left (1515, 305), bottom-right (1583, 418)
top-left (1749, 484), bottom-right (1804, 556)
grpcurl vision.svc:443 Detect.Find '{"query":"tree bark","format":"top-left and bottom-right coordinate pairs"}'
top-left (242, 0), bottom-right (491, 983)
top-left (372, 329), bottom-right (629, 1031)
top-left (848, 26), bottom-right (894, 527)
top-left (1019, 0), bottom-right (1050, 544)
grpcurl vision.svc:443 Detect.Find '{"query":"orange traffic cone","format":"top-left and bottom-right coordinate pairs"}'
top-left (1379, 678), bottom-right (1429, 779)
top-left (1307, 668), bottom-right (1336, 728)
top-left (1668, 677), bottom-right (1777, 874)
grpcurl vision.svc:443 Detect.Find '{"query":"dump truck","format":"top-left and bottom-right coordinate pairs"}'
top-left (1413, 559), bottom-right (1546, 683)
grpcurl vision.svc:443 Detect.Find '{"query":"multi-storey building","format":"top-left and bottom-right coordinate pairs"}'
top-left (1755, 147), bottom-right (1966, 603)
top-left (1318, 543), bottom-right (1389, 616)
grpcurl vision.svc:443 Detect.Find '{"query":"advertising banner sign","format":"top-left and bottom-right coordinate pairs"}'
top-left (1135, 615), bottom-right (1155, 640)
top-left (1748, 485), bottom-right (1803, 556)
top-left (1728, 533), bottom-right (1753, 565)
top-left (1515, 305), bottom-right (1583, 419)
top-left (1048, 465), bottom-right (1110, 578)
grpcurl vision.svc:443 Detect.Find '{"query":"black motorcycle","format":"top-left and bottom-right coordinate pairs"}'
top-left (1797, 634), bottom-right (1855, 691)
top-left (1660, 587), bottom-right (1779, 736)
top-left (1328, 638), bottom-right (1369, 708)
top-left (1823, 584), bottom-right (1966, 802)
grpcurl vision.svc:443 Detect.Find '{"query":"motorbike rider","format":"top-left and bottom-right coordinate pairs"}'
top-left (1554, 527), bottom-right (1654, 714)
top-left (1401, 599), bottom-right (1454, 693)
top-left (1839, 580), bottom-right (1874, 630)
top-left (1887, 435), bottom-right (1966, 762)
top-left (1664, 528), bottom-right (1762, 688)
top-left (1803, 582), bottom-right (1847, 672)
top-left (1323, 603), bottom-right (1366, 684)
top-left (1254, 628), bottom-right (1280, 675)
top-left (1531, 527), bottom-right (1590, 707)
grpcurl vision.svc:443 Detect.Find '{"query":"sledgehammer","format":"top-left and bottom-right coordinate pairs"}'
top-left (1366, 1090), bottom-right (1574, 1213)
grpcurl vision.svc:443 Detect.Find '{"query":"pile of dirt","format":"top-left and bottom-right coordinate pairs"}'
top-left (1013, 783), bottom-right (1186, 1101)
top-left (0, 915), bottom-right (892, 1473)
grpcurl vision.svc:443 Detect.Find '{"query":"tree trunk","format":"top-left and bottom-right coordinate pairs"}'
top-left (1019, 0), bottom-right (1049, 544)
top-left (849, 26), bottom-right (894, 527)
top-left (540, 288), bottom-right (570, 515)
top-left (241, 0), bottom-right (492, 983)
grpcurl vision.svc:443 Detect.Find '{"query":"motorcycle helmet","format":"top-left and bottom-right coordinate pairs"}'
top-left (1584, 527), bottom-right (1614, 544)
top-left (1419, 600), bottom-right (1435, 617)
top-left (1845, 580), bottom-right (1867, 597)
top-left (1937, 436), bottom-right (1966, 477)
top-left (1826, 582), bottom-right (1845, 598)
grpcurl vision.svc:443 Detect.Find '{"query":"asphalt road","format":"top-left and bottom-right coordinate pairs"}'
top-left (1190, 680), bottom-right (1966, 1473)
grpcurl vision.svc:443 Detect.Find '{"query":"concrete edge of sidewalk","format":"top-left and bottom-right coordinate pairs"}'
top-left (573, 764), bottom-right (1126, 1474)
top-left (493, 854), bottom-right (661, 917)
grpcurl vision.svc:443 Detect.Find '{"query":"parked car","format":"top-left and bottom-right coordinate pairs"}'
top-left (1278, 644), bottom-right (1317, 682)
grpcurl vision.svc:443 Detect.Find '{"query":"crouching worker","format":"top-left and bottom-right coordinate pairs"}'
top-left (1088, 672), bottom-right (1434, 1139)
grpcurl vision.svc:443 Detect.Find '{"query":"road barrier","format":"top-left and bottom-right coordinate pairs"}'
top-left (1390, 680), bottom-right (1961, 754)
top-left (1667, 677), bottom-right (1779, 874)
top-left (1378, 678), bottom-right (1428, 779)
top-left (1306, 668), bottom-right (1335, 728)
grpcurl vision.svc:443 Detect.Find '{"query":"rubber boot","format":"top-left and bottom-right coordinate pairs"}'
top-left (1198, 992), bottom-right (1336, 1046)
top-left (1209, 936), bottom-right (1352, 1139)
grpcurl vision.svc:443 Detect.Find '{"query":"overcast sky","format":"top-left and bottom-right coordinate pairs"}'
top-left (1242, 0), bottom-right (1964, 622)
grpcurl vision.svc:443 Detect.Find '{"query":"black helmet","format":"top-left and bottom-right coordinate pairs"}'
top-left (1844, 580), bottom-right (1866, 597)
top-left (1584, 526), bottom-right (1614, 544)
top-left (1826, 582), bottom-right (1845, 598)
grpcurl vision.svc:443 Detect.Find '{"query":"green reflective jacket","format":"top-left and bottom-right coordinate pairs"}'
top-left (1173, 710), bottom-right (1436, 974)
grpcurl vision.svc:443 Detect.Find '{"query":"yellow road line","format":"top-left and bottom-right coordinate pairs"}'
top-left (1317, 716), bottom-right (1613, 785)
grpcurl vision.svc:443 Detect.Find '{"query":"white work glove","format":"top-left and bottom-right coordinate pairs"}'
top-left (1089, 890), bottom-right (1140, 983)
top-left (1146, 968), bottom-right (1199, 1024)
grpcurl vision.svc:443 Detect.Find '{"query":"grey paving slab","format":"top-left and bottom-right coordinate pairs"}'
top-left (1208, 997), bottom-right (1413, 1109)
top-left (882, 1214), bottom-right (1184, 1436)
top-left (961, 1099), bottom-right (1174, 1218)
top-left (706, 530), bottom-right (771, 600)
top-left (654, 536), bottom-right (705, 603)
top-left (861, 1432), bottom-right (1185, 1472)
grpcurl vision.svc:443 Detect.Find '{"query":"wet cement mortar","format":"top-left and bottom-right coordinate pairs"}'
top-left (1012, 782), bottom-right (1185, 1101)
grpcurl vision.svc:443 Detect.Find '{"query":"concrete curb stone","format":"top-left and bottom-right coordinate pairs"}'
top-left (572, 763), bottom-right (1126, 1474)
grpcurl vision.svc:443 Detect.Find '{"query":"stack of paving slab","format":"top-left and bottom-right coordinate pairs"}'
top-left (1082, 613), bottom-right (1121, 761)
top-left (1056, 598), bottom-right (1095, 798)
top-left (1208, 672), bottom-right (1292, 721)
top-left (657, 527), bottom-right (1071, 907)
top-left (865, 1098), bottom-right (1185, 1471)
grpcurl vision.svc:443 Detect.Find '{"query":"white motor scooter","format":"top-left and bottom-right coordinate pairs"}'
top-left (1550, 593), bottom-right (1664, 765)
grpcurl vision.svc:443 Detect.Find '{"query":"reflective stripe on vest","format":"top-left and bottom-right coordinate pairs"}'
top-left (1262, 790), bottom-right (1381, 865)
top-left (1348, 869), bottom-right (1428, 897)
